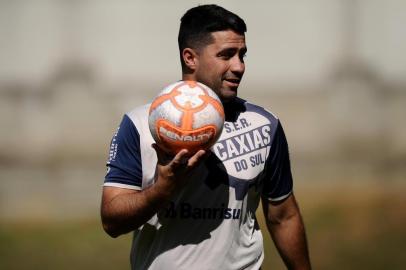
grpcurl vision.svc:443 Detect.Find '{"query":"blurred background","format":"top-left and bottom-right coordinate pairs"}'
top-left (0, 0), bottom-right (405, 269)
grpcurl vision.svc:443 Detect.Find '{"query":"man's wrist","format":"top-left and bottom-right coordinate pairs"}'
top-left (149, 177), bottom-right (176, 204)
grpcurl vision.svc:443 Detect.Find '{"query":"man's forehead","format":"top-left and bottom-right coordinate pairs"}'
top-left (209, 30), bottom-right (246, 48)
top-left (210, 30), bottom-right (245, 39)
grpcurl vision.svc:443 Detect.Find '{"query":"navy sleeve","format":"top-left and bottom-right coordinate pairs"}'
top-left (262, 122), bottom-right (293, 201)
top-left (104, 114), bottom-right (142, 189)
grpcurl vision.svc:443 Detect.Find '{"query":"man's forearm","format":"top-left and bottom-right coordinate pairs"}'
top-left (268, 212), bottom-right (311, 270)
top-left (101, 180), bottom-right (173, 238)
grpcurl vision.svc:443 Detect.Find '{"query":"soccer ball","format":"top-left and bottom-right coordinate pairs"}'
top-left (148, 81), bottom-right (225, 155)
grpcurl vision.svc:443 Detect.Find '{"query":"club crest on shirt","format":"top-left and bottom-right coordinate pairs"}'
top-left (211, 112), bottom-right (272, 181)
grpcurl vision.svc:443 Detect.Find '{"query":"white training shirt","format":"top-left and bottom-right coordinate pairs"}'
top-left (105, 98), bottom-right (293, 270)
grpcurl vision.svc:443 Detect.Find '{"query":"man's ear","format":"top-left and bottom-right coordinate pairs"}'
top-left (182, 48), bottom-right (199, 72)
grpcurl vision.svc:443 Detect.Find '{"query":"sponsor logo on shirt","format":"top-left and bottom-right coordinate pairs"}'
top-left (163, 202), bottom-right (241, 220)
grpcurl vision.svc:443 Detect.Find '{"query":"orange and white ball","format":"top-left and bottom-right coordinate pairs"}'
top-left (148, 81), bottom-right (225, 155)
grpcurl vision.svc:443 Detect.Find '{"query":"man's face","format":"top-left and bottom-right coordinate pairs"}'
top-left (193, 30), bottom-right (247, 102)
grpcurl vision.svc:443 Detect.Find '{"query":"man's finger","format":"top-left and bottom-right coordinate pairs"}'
top-left (170, 149), bottom-right (189, 169)
top-left (187, 150), bottom-right (206, 167)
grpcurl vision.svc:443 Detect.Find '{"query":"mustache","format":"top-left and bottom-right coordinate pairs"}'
top-left (223, 76), bottom-right (242, 82)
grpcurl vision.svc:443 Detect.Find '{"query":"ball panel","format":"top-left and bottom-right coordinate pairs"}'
top-left (149, 99), bottom-right (183, 128)
top-left (198, 82), bottom-right (221, 102)
top-left (180, 109), bottom-right (194, 130)
top-left (158, 81), bottom-right (184, 96)
top-left (199, 95), bottom-right (225, 119)
top-left (174, 84), bottom-right (205, 109)
top-left (192, 103), bottom-right (224, 131)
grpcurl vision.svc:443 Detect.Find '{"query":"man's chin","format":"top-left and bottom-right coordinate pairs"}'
top-left (219, 89), bottom-right (238, 103)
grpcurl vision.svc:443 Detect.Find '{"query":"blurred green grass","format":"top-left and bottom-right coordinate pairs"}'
top-left (259, 184), bottom-right (406, 269)
top-left (0, 220), bottom-right (132, 270)
top-left (1, 184), bottom-right (405, 270)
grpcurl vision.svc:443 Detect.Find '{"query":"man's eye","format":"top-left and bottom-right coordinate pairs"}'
top-left (219, 53), bottom-right (233, 59)
top-left (238, 53), bottom-right (246, 62)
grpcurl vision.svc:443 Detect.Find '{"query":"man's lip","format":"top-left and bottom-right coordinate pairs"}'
top-left (224, 78), bottom-right (240, 83)
top-left (224, 78), bottom-right (241, 86)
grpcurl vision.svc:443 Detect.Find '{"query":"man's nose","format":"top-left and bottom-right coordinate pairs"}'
top-left (230, 56), bottom-right (245, 75)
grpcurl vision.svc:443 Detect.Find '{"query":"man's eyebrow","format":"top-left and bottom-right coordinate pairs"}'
top-left (218, 47), bottom-right (237, 53)
top-left (218, 46), bottom-right (246, 54)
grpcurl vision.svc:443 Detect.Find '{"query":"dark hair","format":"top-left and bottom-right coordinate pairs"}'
top-left (178, 5), bottom-right (247, 70)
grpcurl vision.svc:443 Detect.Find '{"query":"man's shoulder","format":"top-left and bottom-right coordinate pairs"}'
top-left (124, 103), bottom-right (151, 127)
top-left (114, 103), bottom-right (151, 137)
top-left (237, 97), bottom-right (279, 123)
top-left (126, 103), bottom-right (151, 119)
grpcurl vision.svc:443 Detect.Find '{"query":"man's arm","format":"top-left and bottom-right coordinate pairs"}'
top-left (101, 184), bottom-right (168, 238)
top-left (262, 193), bottom-right (311, 270)
top-left (101, 145), bottom-right (206, 238)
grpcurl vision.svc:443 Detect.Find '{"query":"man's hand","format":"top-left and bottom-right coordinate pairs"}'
top-left (152, 143), bottom-right (208, 197)
top-left (101, 145), bottom-right (208, 238)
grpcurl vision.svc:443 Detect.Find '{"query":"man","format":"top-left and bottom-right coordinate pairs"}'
top-left (101, 4), bottom-right (311, 270)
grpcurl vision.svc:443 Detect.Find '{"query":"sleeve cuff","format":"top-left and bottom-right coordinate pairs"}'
top-left (103, 182), bottom-right (142, 190)
top-left (266, 191), bottom-right (292, 202)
